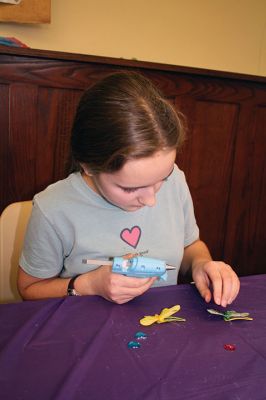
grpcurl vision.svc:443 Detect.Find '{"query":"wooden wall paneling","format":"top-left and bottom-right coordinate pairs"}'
top-left (35, 87), bottom-right (61, 192)
top-left (224, 102), bottom-right (266, 276)
top-left (35, 87), bottom-right (82, 193)
top-left (8, 83), bottom-right (38, 207)
top-left (222, 103), bottom-right (254, 276)
top-left (248, 106), bottom-right (266, 275)
top-left (52, 89), bottom-right (83, 182)
top-left (0, 84), bottom-right (9, 213)
top-left (174, 94), bottom-right (197, 174)
top-left (0, 56), bottom-right (92, 90)
top-left (184, 100), bottom-right (238, 260)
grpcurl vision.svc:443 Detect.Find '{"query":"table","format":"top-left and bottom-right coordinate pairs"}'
top-left (0, 275), bottom-right (265, 400)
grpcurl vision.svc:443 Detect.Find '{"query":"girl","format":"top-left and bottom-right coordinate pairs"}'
top-left (18, 71), bottom-right (240, 306)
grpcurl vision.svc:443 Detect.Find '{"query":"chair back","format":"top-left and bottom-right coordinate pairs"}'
top-left (0, 201), bottom-right (32, 303)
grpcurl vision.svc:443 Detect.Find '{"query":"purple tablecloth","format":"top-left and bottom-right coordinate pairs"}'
top-left (0, 275), bottom-right (265, 400)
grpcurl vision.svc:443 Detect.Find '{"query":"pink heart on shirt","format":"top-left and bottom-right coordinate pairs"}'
top-left (120, 226), bottom-right (141, 249)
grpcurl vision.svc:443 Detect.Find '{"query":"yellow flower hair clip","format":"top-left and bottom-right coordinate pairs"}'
top-left (140, 305), bottom-right (186, 326)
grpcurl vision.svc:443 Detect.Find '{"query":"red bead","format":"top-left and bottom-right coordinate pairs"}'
top-left (224, 344), bottom-right (236, 351)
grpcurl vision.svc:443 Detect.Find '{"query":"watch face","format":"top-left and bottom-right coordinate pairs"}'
top-left (67, 288), bottom-right (80, 296)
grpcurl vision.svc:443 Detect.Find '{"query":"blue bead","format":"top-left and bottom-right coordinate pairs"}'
top-left (127, 341), bottom-right (141, 349)
top-left (134, 331), bottom-right (148, 340)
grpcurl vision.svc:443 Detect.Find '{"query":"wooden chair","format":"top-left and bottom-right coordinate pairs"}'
top-left (0, 201), bottom-right (32, 303)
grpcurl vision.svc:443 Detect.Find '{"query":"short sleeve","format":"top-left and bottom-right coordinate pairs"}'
top-left (19, 200), bottom-right (64, 278)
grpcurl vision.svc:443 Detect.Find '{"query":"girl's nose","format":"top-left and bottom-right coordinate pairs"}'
top-left (138, 187), bottom-right (156, 207)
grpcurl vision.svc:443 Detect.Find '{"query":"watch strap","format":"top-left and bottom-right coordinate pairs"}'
top-left (67, 275), bottom-right (81, 296)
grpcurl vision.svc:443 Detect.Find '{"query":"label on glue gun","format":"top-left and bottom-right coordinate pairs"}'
top-left (112, 256), bottom-right (168, 280)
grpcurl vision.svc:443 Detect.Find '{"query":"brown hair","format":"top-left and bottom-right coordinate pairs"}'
top-left (71, 71), bottom-right (185, 173)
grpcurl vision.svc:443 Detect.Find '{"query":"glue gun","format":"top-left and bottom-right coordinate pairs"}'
top-left (82, 256), bottom-right (175, 281)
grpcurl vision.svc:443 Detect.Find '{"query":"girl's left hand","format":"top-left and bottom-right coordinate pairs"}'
top-left (192, 260), bottom-right (240, 307)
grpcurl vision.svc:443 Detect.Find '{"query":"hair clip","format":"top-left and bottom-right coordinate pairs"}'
top-left (140, 305), bottom-right (186, 326)
top-left (207, 309), bottom-right (253, 321)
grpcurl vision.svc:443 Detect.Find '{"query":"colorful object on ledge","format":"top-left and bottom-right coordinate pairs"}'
top-left (140, 305), bottom-right (186, 326)
top-left (207, 309), bottom-right (253, 321)
top-left (224, 344), bottom-right (236, 351)
top-left (0, 36), bottom-right (29, 48)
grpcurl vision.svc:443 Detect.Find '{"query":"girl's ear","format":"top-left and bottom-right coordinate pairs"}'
top-left (80, 163), bottom-right (93, 176)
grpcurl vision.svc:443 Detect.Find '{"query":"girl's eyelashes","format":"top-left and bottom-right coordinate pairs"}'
top-left (121, 178), bottom-right (168, 193)
top-left (122, 187), bottom-right (138, 193)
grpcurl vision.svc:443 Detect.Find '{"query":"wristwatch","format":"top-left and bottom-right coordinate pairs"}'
top-left (67, 275), bottom-right (81, 296)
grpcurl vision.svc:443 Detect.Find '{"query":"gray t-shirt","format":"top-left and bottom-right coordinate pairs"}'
top-left (20, 165), bottom-right (199, 287)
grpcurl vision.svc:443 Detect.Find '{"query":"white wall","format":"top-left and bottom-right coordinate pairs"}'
top-left (0, 0), bottom-right (265, 76)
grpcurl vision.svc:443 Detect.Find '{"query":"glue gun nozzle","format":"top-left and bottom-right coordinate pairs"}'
top-left (166, 265), bottom-right (176, 270)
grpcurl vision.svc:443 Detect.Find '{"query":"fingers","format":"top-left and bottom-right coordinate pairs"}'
top-left (210, 263), bottom-right (225, 306)
top-left (111, 275), bottom-right (156, 299)
top-left (193, 261), bottom-right (240, 307)
top-left (211, 263), bottom-right (240, 307)
top-left (194, 274), bottom-right (212, 303)
top-left (223, 267), bottom-right (240, 305)
top-left (112, 274), bottom-right (156, 289)
top-left (99, 266), bottom-right (157, 303)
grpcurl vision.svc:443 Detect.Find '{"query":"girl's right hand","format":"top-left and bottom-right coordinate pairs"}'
top-left (78, 265), bottom-right (157, 304)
